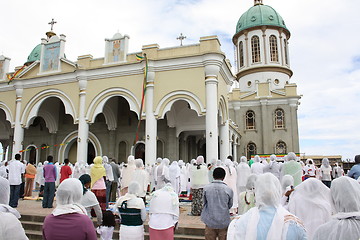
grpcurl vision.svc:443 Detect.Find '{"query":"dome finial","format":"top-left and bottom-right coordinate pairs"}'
top-left (254, 0), bottom-right (263, 5)
top-left (46, 18), bottom-right (57, 39)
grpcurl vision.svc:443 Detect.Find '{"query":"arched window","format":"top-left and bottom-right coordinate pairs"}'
top-left (284, 39), bottom-right (289, 65)
top-left (251, 36), bottom-right (261, 63)
top-left (247, 142), bottom-right (257, 159)
top-left (269, 35), bottom-right (278, 62)
top-left (246, 110), bottom-right (256, 130)
top-left (276, 141), bottom-right (287, 154)
top-left (274, 108), bottom-right (285, 129)
top-left (239, 41), bottom-right (244, 67)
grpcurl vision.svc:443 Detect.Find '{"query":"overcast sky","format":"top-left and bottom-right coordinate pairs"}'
top-left (1, 0), bottom-right (359, 161)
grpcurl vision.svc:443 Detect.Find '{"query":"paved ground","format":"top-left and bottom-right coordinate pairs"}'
top-left (16, 195), bottom-right (205, 228)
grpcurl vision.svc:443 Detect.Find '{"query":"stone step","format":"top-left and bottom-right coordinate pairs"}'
top-left (25, 229), bottom-right (205, 240)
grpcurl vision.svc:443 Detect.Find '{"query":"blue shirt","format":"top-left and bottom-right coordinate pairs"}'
top-left (348, 164), bottom-right (360, 180)
top-left (201, 180), bottom-right (233, 229)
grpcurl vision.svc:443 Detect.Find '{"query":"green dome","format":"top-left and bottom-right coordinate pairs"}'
top-left (25, 44), bottom-right (41, 65)
top-left (235, 4), bottom-right (289, 35)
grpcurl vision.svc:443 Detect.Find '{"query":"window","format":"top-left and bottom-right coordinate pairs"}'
top-left (274, 108), bottom-right (285, 129)
top-left (276, 141), bottom-right (287, 154)
top-left (269, 35), bottom-right (278, 62)
top-left (247, 142), bottom-right (257, 159)
top-left (239, 41), bottom-right (244, 67)
top-left (246, 110), bottom-right (256, 130)
top-left (251, 36), bottom-right (261, 63)
top-left (284, 39), bottom-right (289, 65)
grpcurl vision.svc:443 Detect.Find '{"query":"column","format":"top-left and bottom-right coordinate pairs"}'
top-left (76, 73), bottom-right (89, 165)
top-left (49, 133), bottom-right (56, 157)
top-left (290, 100), bottom-right (300, 152)
top-left (204, 55), bottom-right (222, 162)
top-left (7, 137), bottom-right (13, 161)
top-left (260, 99), bottom-right (269, 154)
top-left (108, 129), bottom-right (116, 159)
top-left (233, 140), bottom-right (238, 163)
top-left (219, 120), bottom-right (230, 161)
top-left (145, 67), bottom-right (157, 165)
top-left (2, 142), bottom-right (8, 161)
top-left (12, 86), bottom-right (24, 159)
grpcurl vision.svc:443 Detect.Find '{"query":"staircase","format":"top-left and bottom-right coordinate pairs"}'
top-left (21, 214), bottom-right (205, 240)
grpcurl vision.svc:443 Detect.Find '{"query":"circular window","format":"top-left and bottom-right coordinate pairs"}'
top-left (274, 79), bottom-right (279, 85)
top-left (251, 16), bottom-right (257, 22)
top-left (269, 15), bottom-right (274, 21)
top-left (247, 81), bottom-right (252, 87)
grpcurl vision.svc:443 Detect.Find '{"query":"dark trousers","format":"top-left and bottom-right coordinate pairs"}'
top-left (42, 182), bottom-right (55, 208)
top-left (9, 185), bottom-right (21, 208)
top-left (105, 180), bottom-right (111, 208)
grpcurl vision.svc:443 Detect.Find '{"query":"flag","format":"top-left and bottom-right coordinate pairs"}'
top-left (7, 65), bottom-right (26, 84)
top-left (136, 54), bottom-right (144, 61)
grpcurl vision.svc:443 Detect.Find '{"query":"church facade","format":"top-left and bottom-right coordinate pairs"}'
top-left (0, 1), bottom-right (300, 165)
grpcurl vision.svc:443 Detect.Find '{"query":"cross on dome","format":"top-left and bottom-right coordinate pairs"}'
top-left (48, 18), bottom-right (57, 31)
top-left (177, 33), bottom-right (186, 46)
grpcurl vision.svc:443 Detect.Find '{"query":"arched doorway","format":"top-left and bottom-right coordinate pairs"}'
top-left (65, 140), bottom-right (96, 164)
top-left (27, 146), bottom-right (37, 163)
top-left (135, 143), bottom-right (145, 165)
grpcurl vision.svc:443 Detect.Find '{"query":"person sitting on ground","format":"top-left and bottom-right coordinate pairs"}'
top-left (115, 181), bottom-right (146, 240)
top-left (227, 173), bottom-right (307, 239)
top-left (237, 174), bottom-right (257, 215)
top-left (313, 176), bottom-right (360, 240)
top-left (0, 176), bottom-right (28, 240)
top-left (79, 174), bottom-right (103, 226)
top-left (201, 167), bottom-right (233, 240)
top-left (42, 178), bottom-right (97, 240)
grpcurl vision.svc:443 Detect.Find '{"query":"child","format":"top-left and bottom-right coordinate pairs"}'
top-left (97, 210), bottom-right (116, 240)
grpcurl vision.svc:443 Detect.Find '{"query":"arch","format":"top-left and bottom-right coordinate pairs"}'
top-left (57, 130), bottom-right (102, 163)
top-left (239, 41), bottom-right (244, 68)
top-left (245, 110), bottom-right (256, 130)
top-left (284, 39), bottom-right (289, 65)
top-left (269, 35), bottom-right (279, 62)
top-left (274, 108), bottom-right (285, 129)
top-left (247, 142), bottom-right (257, 159)
top-left (275, 141), bottom-right (287, 154)
top-left (0, 101), bottom-right (14, 126)
top-left (155, 91), bottom-right (206, 119)
top-left (218, 95), bottom-right (228, 124)
top-left (21, 89), bottom-right (76, 128)
top-left (103, 105), bottom-right (117, 130)
top-left (131, 140), bottom-right (145, 156)
top-left (251, 35), bottom-right (261, 63)
top-left (86, 88), bottom-right (140, 123)
top-left (37, 109), bottom-right (58, 133)
top-left (24, 144), bottom-right (39, 164)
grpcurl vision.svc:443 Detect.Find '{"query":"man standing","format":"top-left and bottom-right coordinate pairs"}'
top-left (8, 154), bottom-right (25, 208)
top-left (201, 167), bottom-right (233, 240)
top-left (59, 159), bottom-right (72, 183)
top-left (43, 155), bottom-right (57, 208)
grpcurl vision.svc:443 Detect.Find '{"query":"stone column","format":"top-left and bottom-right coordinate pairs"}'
top-left (233, 140), bottom-right (238, 163)
top-left (108, 129), bottom-right (116, 159)
top-left (145, 66), bottom-right (157, 165)
top-left (289, 100), bottom-right (300, 152)
top-left (260, 99), bottom-right (269, 154)
top-left (204, 55), bottom-right (222, 162)
top-left (219, 120), bottom-right (230, 161)
top-left (2, 142), bottom-right (8, 161)
top-left (12, 86), bottom-right (24, 159)
top-left (76, 72), bottom-right (89, 165)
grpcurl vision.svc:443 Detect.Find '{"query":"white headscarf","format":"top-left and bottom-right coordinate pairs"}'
top-left (254, 155), bottom-right (260, 163)
top-left (0, 176), bottom-right (21, 219)
top-left (135, 159), bottom-right (144, 169)
top-left (149, 183), bottom-right (179, 217)
top-left (281, 175), bottom-right (294, 194)
top-left (52, 178), bottom-right (86, 216)
top-left (246, 174), bottom-right (257, 191)
top-left (322, 158), bottom-right (330, 168)
top-left (313, 176), bottom-right (360, 240)
top-left (288, 178), bottom-right (332, 239)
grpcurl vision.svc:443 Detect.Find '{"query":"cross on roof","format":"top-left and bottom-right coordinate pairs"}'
top-left (177, 33), bottom-right (186, 46)
top-left (48, 18), bottom-right (57, 31)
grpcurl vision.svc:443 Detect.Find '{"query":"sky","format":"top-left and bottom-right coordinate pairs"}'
top-left (1, 0), bottom-right (360, 161)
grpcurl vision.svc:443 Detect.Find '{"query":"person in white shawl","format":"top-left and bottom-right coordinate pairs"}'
top-left (332, 162), bottom-right (343, 179)
top-left (178, 160), bottom-right (188, 196)
top-left (0, 161), bottom-right (7, 178)
top-left (79, 174), bottom-right (102, 225)
top-left (313, 176), bottom-right (360, 240)
top-left (169, 161), bottom-right (181, 196)
top-left (250, 155), bottom-right (264, 175)
top-left (227, 173), bottom-right (307, 240)
top-left (236, 156), bottom-right (251, 194)
top-left (190, 156), bottom-right (209, 216)
top-left (114, 181), bottom-right (146, 240)
top-left (238, 174), bottom-right (257, 215)
top-left (0, 176), bottom-right (28, 240)
top-left (149, 183), bottom-right (179, 239)
top-left (132, 159), bottom-right (150, 201)
top-left (281, 152), bottom-right (303, 187)
top-left (263, 154), bottom-right (280, 179)
top-left (288, 178), bottom-right (332, 240)
top-left (121, 155), bottom-right (136, 195)
top-left (319, 158), bottom-right (332, 188)
top-left (150, 158), bottom-right (162, 191)
top-left (155, 158), bottom-right (170, 190)
top-left (223, 158), bottom-right (238, 214)
top-left (280, 175), bottom-right (294, 209)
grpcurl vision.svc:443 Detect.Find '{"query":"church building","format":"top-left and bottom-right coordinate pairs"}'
top-left (0, 0), bottom-right (301, 165)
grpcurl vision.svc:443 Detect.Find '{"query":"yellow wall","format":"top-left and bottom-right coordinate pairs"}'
top-left (0, 90), bottom-right (16, 121)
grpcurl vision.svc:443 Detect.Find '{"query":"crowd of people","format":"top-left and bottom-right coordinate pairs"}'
top-left (0, 152), bottom-right (359, 240)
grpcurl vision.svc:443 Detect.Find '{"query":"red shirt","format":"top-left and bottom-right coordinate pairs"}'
top-left (60, 165), bottom-right (72, 183)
